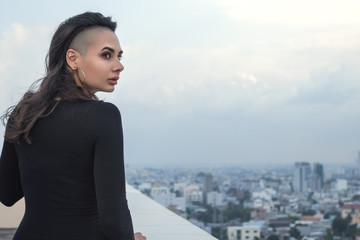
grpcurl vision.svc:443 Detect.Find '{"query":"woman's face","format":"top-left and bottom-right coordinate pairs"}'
top-left (75, 28), bottom-right (124, 93)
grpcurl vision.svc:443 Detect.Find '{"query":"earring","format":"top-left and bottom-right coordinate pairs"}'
top-left (79, 67), bottom-right (86, 83)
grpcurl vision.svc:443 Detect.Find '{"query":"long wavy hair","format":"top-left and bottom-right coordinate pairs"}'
top-left (1, 12), bottom-right (117, 143)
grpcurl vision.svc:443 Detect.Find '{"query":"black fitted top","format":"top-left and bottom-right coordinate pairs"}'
top-left (0, 100), bottom-right (134, 240)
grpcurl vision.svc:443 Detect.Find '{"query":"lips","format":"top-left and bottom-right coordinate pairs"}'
top-left (108, 76), bottom-right (119, 85)
top-left (109, 76), bottom-right (119, 81)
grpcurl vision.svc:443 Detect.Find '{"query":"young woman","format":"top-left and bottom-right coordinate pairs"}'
top-left (0, 12), bottom-right (145, 240)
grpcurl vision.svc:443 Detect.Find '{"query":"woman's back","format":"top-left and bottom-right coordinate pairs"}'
top-left (4, 100), bottom-right (134, 240)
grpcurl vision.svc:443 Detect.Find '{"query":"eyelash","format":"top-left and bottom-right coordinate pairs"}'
top-left (102, 52), bottom-right (122, 61)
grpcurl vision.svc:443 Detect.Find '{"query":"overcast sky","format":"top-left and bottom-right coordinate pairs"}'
top-left (1, 0), bottom-right (360, 167)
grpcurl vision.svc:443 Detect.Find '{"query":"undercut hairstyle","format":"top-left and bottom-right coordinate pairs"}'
top-left (1, 12), bottom-right (117, 143)
top-left (69, 26), bottom-right (111, 56)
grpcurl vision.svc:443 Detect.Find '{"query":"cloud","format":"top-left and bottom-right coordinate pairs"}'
top-left (115, 23), bottom-right (360, 118)
top-left (0, 23), bottom-right (28, 73)
top-left (0, 23), bottom-right (29, 110)
top-left (290, 65), bottom-right (360, 106)
top-left (0, 23), bottom-right (49, 111)
top-left (103, 0), bottom-right (360, 120)
top-left (115, 44), bottom-right (272, 112)
top-left (236, 73), bottom-right (258, 84)
top-left (4, 23), bottom-right (28, 45)
top-left (210, 0), bottom-right (360, 26)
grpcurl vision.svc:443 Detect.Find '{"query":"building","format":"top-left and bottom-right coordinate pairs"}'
top-left (293, 162), bottom-right (311, 192)
top-left (311, 163), bottom-right (324, 192)
top-left (206, 191), bottom-right (223, 206)
top-left (356, 151), bottom-right (360, 174)
top-left (151, 186), bottom-right (186, 211)
top-left (203, 173), bottom-right (213, 204)
top-left (184, 185), bottom-right (202, 204)
top-left (227, 226), bottom-right (261, 240)
top-left (335, 179), bottom-right (347, 191)
top-left (268, 219), bottom-right (291, 228)
top-left (340, 204), bottom-right (360, 219)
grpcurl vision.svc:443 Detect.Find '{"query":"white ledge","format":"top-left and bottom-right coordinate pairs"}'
top-left (0, 184), bottom-right (217, 240)
top-left (127, 184), bottom-right (217, 240)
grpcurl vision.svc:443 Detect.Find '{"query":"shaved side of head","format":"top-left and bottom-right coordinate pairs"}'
top-left (69, 26), bottom-right (112, 55)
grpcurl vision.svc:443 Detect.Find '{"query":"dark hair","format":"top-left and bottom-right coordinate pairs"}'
top-left (1, 12), bottom-right (117, 143)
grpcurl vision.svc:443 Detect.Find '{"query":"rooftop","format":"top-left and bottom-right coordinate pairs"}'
top-left (341, 204), bottom-right (360, 209)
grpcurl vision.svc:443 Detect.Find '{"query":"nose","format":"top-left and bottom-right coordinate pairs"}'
top-left (114, 60), bottom-right (124, 73)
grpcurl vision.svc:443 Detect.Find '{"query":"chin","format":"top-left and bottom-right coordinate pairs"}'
top-left (97, 86), bottom-right (114, 92)
top-left (104, 87), bottom-right (115, 93)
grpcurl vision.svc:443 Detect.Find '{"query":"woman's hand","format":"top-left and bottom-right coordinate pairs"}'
top-left (134, 232), bottom-right (146, 240)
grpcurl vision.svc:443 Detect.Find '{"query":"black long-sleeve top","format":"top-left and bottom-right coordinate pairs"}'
top-left (0, 100), bottom-right (134, 240)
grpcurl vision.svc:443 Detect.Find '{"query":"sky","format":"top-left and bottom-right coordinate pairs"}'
top-left (1, 0), bottom-right (360, 168)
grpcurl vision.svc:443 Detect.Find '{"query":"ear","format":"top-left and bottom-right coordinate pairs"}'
top-left (66, 49), bottom-right (80, 70)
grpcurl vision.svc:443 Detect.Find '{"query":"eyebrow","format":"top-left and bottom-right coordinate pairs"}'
top-left (101, 46), bottom-right (123, 55)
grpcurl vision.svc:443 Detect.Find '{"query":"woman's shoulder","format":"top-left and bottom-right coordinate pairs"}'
top-left (89, 101), bottom-right (120, 116)
top-left (58, 99), bottom-right (120, 114)
top-left (55, 100), bottom-right (121, 121)
top-left (87, 101), bottom-right (122, 131)
top-left (83, 101), bottom-right (122, 125)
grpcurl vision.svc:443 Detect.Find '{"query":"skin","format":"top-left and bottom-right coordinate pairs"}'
top-left (135, 232), bottom-right (146, 240)
top-left (66, 27), bottom-right (124, 94)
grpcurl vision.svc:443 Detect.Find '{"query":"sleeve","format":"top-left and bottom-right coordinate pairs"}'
top-left (0, 139), bottom-right (24, 207)
top-left (92, 103), bottom-right (134, 240)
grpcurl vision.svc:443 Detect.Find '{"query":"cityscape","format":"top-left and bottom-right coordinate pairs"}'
top-left (126, 155), bottom-right (360, 240)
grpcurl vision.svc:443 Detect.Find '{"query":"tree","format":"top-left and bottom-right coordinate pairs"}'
top-left (332, 216), bottom-right (349, 236)
top-left (196, 211), bottom-right (212, 224)
top-left (211, 227), bottom-right (227, 240)
top-left (290, 227), bottom-right (301, 239)
top-left (346, 213), bottom-right (352, 224)
top-left (345, 224), bottom-right (358, 239)
top-left (326, 229), bottom-right (333, 240)
top-left (267, 234), bottom-right (279, 240)
top-left (223, 202), bottom-right (251, 222)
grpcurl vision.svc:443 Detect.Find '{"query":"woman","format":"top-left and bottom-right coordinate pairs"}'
top-left (0, 12), bottom-right (145, 240)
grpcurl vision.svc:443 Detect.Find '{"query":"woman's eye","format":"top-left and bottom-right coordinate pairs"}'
top-left (103, 53), bottom-right (111, 59)
top-left (118, 55), bottom-right (122, 61)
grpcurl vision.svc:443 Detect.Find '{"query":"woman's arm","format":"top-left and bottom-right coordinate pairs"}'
top-left (93, 102), bottom-right (135, 240)
top-left (0, 140), bottom-right (23, 207)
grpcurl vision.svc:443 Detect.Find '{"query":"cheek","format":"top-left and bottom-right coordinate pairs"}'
top-left (85, 60), bottom-right (107, 77)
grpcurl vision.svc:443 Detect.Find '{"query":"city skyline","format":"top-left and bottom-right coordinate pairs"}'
top-left (125, 161), bottom-right (360, 239)
top-left (1, 1), bottom-right (360, 166)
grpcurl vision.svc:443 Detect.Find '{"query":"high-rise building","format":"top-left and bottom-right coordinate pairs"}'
top-left (293, 162), bottom-right (311, 192)
top-left (203, 173), bottom-right (213, 203)
top-left (356, 151), bottom-right (360, 173)
top-left (311, 163), bottom-right (324, 192)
